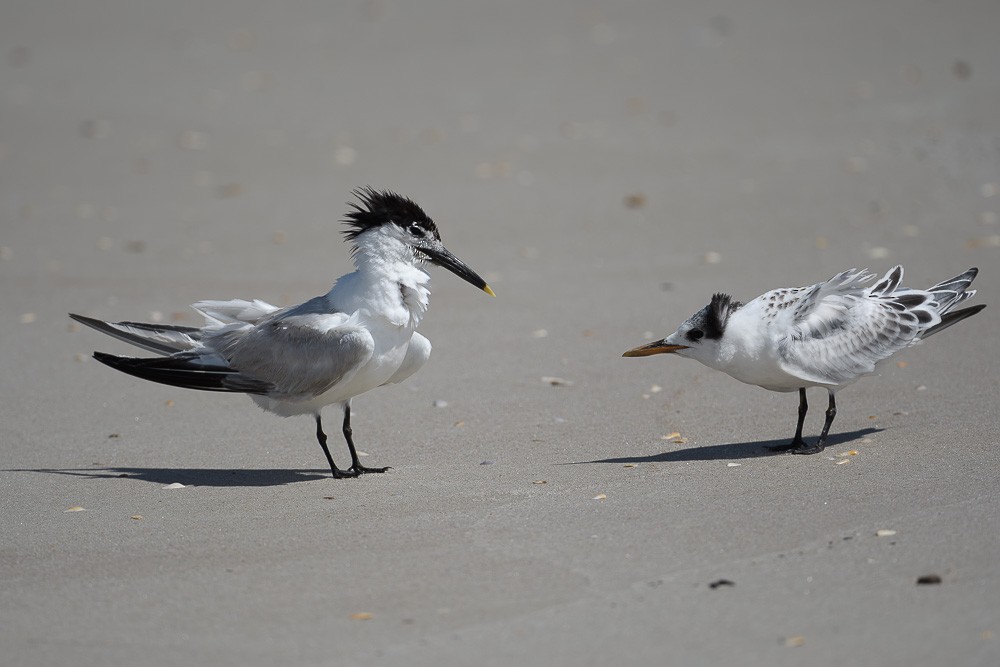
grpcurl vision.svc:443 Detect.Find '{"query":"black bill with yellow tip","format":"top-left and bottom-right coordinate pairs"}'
top-left (419, 244), bottom-right (496, 296)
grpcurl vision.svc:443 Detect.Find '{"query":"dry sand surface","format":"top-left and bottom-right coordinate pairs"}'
top-left (2, 1), bottom-right (999, 665)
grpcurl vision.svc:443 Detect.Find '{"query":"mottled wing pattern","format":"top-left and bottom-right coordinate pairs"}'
top-left (776, 267), bottom-right (938, 385)
top-left (925, 267), bottom-right (978, 312)
top-left (208, 313), bottom-right (374, 398)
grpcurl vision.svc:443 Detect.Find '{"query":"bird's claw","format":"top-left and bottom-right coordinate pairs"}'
top-left (350, 464), bottom-right (391, 475)
top-left (765, 440), bottom-right (806, 453)
top-left (766, 441), bottom-right (826, 455)
top-left (765, 439), bottom-right (826, 455)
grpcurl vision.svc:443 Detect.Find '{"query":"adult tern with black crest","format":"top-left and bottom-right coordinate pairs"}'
top-left (71, 187), bottom-right (495, 478)
top-left (623, 266), bottom-right (983, 454)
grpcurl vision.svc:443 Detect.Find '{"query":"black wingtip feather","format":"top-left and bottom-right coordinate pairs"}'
top-left (92, 352), bottom-right (267, 394)
top-left (923, 304), bottom-right (986, 338)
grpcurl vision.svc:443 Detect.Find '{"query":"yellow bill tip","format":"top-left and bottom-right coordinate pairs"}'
top-left (483, 285), bottom-right (497, 297)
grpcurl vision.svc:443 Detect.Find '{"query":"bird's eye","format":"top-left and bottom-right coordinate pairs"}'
top-left (686, 328), bottom-right (705, 342)
top-left (407, 222), bottom-right (422, 235)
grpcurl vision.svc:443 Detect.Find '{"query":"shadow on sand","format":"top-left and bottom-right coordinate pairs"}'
top-left (575, 427), bottom-right (883, 465)
top-left (9, 467), bottom-right (333, 487)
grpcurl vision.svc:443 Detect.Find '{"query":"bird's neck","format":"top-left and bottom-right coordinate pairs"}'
top-left (703, 309), bottom-right (773, 380)
top-left (341, 241), bottom-right (431, 328)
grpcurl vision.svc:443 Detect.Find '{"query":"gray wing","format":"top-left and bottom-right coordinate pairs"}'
top-left (69, 313), bottom-right (204, 355)
top-left (778, 282), bottom-right (920, 385)
top-left (191, 299), bottom-right (280, 325)
top-left (209, 313), bottom-right (375, 398)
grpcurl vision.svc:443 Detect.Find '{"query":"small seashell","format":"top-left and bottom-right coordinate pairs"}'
top-left (623, 193), bottom-right (647, 209)
top-left (216, 183), bottom-right (243, 198)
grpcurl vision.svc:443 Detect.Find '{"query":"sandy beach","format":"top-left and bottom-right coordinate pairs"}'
top-left (2, 1), bottom-right (998, 664)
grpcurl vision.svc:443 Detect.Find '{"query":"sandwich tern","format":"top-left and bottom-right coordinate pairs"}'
top-left (71, 187), bottom-right (495, 478)
top-left (623, 266), bottom-right (984, 454)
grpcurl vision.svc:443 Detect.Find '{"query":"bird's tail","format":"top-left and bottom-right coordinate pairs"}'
top-left (93, 352), bottom-right (271, 394)
top-left (69, 313), bottom-right (202, 356)
top-left (927, 267), bottom-right (978, 313)
top-left (922, 304), bottom-right (986, 338)
top-left (920, 267), bottom-right (984, 338)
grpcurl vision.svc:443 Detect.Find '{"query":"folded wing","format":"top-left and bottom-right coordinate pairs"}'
top-left (72, 304), bottom-right (375, 400)
top-left (777, 266), bottom-right (938, 386)
top-left (208, 313), bottom-right (375, 398)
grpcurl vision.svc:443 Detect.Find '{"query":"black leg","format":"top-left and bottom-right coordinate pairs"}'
top-left (794, 387), bottom-right (808, 445)
top-left (766, 388), bottom-right (809, 452)
top-left (342, 403), bottom-right (390, 475)
top-left (315, 414), bottom-right (357, 478)
top-left (792, 391), bottom-right (836, 455)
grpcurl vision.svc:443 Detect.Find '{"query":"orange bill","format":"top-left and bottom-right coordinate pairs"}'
top-left (621, 340), bottom-right (689, 357)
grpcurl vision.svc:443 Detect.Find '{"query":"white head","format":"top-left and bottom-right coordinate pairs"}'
top-left (622, 293), bottom-right (742, 367)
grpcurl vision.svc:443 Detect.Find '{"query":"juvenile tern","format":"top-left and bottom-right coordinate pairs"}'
top-left (623, 266), bottom-right (984, 454)
top-left (71, 187), bottom-right (494, 478)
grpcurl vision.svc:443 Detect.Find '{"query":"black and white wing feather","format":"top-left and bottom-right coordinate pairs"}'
top-left (775, 266), bottom-right (971, 386)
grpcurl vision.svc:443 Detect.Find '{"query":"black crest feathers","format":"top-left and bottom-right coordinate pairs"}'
top-left (705, 293), bottom-right (743, 339)
top-left (342, 187), bottom-right (438, 241)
